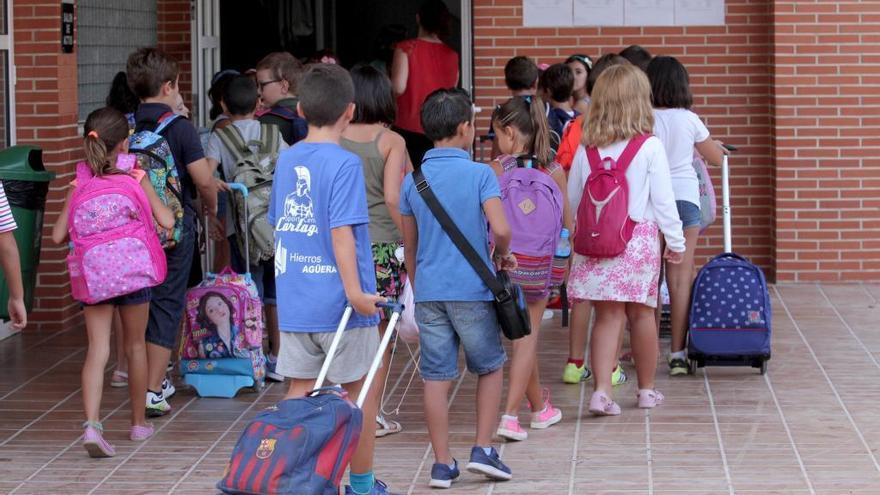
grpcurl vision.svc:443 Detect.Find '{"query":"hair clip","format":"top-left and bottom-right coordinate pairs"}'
top-left (522, 95), bottom-right (532, 103)
top-left (87, 130), bottom-right (99, 139)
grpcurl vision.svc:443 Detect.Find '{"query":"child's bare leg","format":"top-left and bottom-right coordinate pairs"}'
top-left (285, 378), bottom-right (314, 400)
top-left (341, 377), bottom-right (376, 475)
top-left (119, 303), bottom-right (149, 427)
top-left (667, 227), bottom-right (699, 354)
top-left (504, 299), bottom-right (545, 415)
top-left (424, 379), bottom-right (454, 464)
top-left (590, 301), bottom-right (625, 394)
top-left (568, 301), bottom-right (591, 362)
top-left (476, 368), bottom-right (503, 447)
top-left (113, 309), bottom-right (127, 375)
top-left (265, 304), bottom-right (280, 357)
top-left (83, 305), bottom-right (114, 423)
top-left (627, 303), bottom-right (660, 390)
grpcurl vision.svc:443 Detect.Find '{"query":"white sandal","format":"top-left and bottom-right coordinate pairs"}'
top-left (375, 415), bottom-right (402, 437)
top-left (110, 370), bottom-right (128, 388)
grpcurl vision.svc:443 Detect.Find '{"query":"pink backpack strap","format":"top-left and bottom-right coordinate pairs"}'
top-left (586, 133), bottom-right (651, 173)
top-left (75, 161), bottom-right (94, 186)
top-left (615, 133), bottom-right (651, 172)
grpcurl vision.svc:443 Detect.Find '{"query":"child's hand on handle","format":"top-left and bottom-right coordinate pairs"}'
top-left (350, 292), bottom-right (387, 317)
top-left (7, 297), bottom-right (26, 330)
top-left (664, 247), bottom-right (684, 265)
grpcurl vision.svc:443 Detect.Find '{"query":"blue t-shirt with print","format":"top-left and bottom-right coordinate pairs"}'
top-left (399, 148), bottom-right (500, 303)
top-left (269, 142), bottom-right (379, 332)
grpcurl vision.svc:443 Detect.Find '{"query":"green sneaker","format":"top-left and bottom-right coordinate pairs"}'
top-left (562, 362), bottom-right (593, 384)
top-left (612, 364), bottom-right (627, 386)
top-left (668, 357), bottom-right (688, 376)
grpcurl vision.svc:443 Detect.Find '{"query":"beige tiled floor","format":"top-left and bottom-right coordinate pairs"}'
top-left (2, 284), bottom-right (879, 494)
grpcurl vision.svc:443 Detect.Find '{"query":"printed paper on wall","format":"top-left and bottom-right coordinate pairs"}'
top-left (624, 0), bottom-right (674, 26)
top-left (523, 0), bottom-right (574, 27)
top-left (574, 0), bottom-right (624, 26)
top-left (675, 0), bottom-right (725, 25)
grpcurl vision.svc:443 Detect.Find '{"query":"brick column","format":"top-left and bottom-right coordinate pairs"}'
top-left (157, 0), bottom-right (193, 105)
top-left (772, 1), bottom-right (880, 282)
top-left (14, 0), bottom-right (82, 331)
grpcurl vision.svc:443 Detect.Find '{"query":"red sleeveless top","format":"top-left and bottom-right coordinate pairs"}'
top-left (394, 39), bottom-right (459, 134)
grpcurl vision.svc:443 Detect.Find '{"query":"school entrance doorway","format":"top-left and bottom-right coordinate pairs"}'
top-left (191, 0), bottom-right (472, 128)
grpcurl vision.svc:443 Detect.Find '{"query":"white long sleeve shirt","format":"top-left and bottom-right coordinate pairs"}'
top-left (568, 136), bottom-right (686, 253)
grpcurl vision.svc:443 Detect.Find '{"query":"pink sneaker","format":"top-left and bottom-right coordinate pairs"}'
top-left (637, 389), bottom-right (665, 409)
top-left (588, 391), bottom-right (621, 416)
top-left (496, 415), bottom-right (528, 441)
top-left (82, 422), bottom-right (116, 458)
top-left (530, 388), bottom-right (562, 429)
top-left (130, 423), bottom-right (155, 441)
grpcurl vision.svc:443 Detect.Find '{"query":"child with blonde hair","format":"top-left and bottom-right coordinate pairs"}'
top-left (567, 64), bottom-right (685, 415)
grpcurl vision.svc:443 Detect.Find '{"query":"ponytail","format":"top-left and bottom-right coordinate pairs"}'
top-left (82, 107), bottom-right (131, 176)
top-left (491, 95), bottom-right (553, 169)
top-left (528, 96), bottom-right (552, 166)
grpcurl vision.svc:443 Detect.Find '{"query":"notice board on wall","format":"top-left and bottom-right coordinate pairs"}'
top-left (523, 0), bottom-right (724, 27)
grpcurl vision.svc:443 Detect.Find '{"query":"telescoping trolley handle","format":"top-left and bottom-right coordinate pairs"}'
top-left (721, 144), bottom-right (736, 254)
top-left (312, 302), bottom-right (405, 409)
top-left (203, 183), bottom-right (251, 278)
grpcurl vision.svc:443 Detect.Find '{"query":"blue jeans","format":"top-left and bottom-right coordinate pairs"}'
top-left (415, 301), bottom-right (507, 381)
top-left (676, 200), bottom-right (701, 229)
top-left (146, 214), bottom-right (196, 349)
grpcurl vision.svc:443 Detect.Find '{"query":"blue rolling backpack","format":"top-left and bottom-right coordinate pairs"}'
top-left (687, 151), bottom-right (771, 374)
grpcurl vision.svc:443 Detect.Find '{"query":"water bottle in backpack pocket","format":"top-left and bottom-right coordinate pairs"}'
top-left (66, 162), bottom-right (167, 304)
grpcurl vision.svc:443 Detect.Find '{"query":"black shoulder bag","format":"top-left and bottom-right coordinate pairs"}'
top-left (412, 167), bottom-right (531, 340)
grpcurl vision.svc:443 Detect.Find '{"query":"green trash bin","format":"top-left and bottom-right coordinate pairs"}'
top-left (0, 145), bottom-right (55, 320)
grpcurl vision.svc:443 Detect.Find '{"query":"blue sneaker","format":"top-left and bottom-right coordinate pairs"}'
top-left (466, 446), bottom-right (512, 481)
top-left (265, 357), bottom-right (283, 382)
top-left (429, 459), bottom-right (460, 489)
top-left (344, 479), bottom-right (400, 495)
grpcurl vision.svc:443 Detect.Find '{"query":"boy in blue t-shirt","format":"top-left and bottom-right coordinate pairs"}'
top-left (399, 88), bottom-right (517, 489)
top-left (268, 64), bottom-right (396, 495)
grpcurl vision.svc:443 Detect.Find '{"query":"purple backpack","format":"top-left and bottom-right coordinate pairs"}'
top-left (497, 155), bottom-right (563, 258)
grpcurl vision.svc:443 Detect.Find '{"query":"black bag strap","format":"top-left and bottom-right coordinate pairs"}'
top-left (412, 167), bottom-right (510, 303)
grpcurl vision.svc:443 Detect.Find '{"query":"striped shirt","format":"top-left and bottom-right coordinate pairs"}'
top-left (0, 181), bottom-right (17, 233)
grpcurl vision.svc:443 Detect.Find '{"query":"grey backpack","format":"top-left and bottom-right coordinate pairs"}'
top-left (216, 123), bottom-right (281, 265)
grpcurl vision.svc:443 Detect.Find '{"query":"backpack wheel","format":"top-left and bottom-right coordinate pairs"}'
top-left (759, 360), bottom-right (768, 375)
top-left (687, 359), bottom-right (698, 375)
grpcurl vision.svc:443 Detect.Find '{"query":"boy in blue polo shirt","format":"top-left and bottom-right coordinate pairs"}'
top-left (400, 88), bottom-right (517, 489)
top-left (269, 64), bottom-right (397, 495)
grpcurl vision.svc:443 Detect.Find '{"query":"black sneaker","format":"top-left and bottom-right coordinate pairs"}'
top-left (668, 357), bottom-right (688, 376)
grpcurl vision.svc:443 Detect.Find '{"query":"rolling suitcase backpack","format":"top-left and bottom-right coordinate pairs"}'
top-left (178, 183), bottom-right (267, 397)
top-left (217, 303), bottom-right (404, 495)
top-left (687, 149), bottom-right (771, 374)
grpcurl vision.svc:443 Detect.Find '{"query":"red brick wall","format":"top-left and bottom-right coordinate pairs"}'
top-left (772, 1), bottom-right (880, 282)
top-left (14, 0), bottom-right (83, 331)
top-left (157, 0), bottom-right (192, 105)
top-left (473, 0), bottom-right (775, 279)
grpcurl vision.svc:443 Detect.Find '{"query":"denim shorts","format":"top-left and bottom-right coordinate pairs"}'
top-left (415, 301), bottom-right (507, 381)
top-left (83, 287), bottom-right (151, 307)
top-left (146, 214), bottom-right (196, 350)
top-left (676, 200), bottom-right (702, 229)
top-left (229, 234), bottom-right (277, 305)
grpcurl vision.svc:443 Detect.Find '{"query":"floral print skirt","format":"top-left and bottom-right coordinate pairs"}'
top-left (568, 222), bottom-right (661, 308)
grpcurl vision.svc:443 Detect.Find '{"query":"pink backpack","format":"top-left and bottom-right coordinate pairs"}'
top-left (67, 162), bottom-right (167, 304)
top-left (572, 134), bottom-right (649, 258)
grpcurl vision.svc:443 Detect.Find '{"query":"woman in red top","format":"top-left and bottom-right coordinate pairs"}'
top-left (391, 0), bottom-right (459, 165)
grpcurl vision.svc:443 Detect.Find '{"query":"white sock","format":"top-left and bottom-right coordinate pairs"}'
top-left (501, 414), bottom-right (518, 423)
top-left (670, 350), bottom-right (686, 360)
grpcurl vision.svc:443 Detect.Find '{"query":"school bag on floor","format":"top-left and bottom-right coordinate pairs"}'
top-left (497, 154), bottom-right (563, 294)
top-left (216, 123), bottom-right (281, 265)
top-left (129, 112), bottom-right (185, 249)
top-left (178, 183), bottom-right (266, 397)
top-left (218, 304), bottom-right (403, 495)
top-left (66, 162), bottom-right (167, 304)
top-left (687, 149), bottom-right (771, 375)
top-left (572, 134), bottom-right (649, 258)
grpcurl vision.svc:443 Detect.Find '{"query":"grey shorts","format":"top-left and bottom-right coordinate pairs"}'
top-left (276, 326), bottom-right (380, 385)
